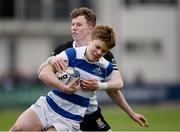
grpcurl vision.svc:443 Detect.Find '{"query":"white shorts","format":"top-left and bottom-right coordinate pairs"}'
top-left (31, 96), bottom-right (80, 131)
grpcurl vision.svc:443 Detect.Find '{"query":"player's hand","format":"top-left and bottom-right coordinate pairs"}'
top-left (130, 113), bottom-right (149, 128)
top-left (81, 79), bottom-right (98, 91)
top-left (49, 56), bottom-right (68, 73)
top-left (63, 77), bottom-right (80, 94)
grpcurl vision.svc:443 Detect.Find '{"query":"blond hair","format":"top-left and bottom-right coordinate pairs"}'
top-left (91, 25), bottom-right (116, 49)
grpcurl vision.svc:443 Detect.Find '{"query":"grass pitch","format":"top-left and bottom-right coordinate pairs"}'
top-left (0, 105), bottom-right (180, 131)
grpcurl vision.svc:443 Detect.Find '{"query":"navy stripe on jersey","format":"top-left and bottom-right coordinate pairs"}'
top-left (65, 48), bottom-right (76, 65)
top-left (106, 63), bottom-right (113, 76)
top-left (71, 59), bottom-right (112, 78)
top-left (52, 89), bottom-right (89, 107)
top-left (46, 96), bottom-right (83, 121)
top-left (65, 47), bottom-right (113, 78)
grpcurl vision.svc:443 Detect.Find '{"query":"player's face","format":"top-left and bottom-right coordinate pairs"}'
top-left (71, 15), bottom-right (93, 44)
top-left (85, 39), bottom-right (109, 62)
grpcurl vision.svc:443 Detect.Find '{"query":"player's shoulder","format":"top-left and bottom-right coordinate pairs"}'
top-left (102, 51), bottom-right (118, 70)
top-left (72, 46), bottom-right (87, 57)
top-left (99, 57), bottom-right (112, 67)
top-left (57, 41), bottom-right (73, 50)
top-left (74, 46), bottom-right (87, 51)
top-left (65, 46), bottom-right (86, 54)
top-left (65, 46), bottom-right (87, 64)
top-left (103, 51), bottom-right (116, 64)
top-left (52, 41), bottom-right (73, 55)
top-left (65, 46), bottom-right (86, 52)
top-left (99, 57), bottom-right (114, 77)
top-left (104, 51), bottom-right (114, 59)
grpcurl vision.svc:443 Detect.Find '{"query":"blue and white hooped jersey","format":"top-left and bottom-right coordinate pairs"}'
top-left (46, 46), bottom-right (113, 122)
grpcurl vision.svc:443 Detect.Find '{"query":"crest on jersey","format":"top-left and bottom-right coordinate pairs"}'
top-left (96, 118), bottom-right (106, 129)
top-left (92, 67), bottom-right (103, 76)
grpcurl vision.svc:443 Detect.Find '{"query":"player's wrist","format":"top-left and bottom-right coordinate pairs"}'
top-left (97, 82), bottom-right (109, 90)
top-left (47, 56), bottom-right (55, 65)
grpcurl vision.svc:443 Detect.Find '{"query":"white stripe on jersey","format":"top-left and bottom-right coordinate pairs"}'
top-left (48, 91), bottom-right (87, 117)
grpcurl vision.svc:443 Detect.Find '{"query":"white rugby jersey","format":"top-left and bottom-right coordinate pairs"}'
top-left (46, 46), bottom-right (113, 122)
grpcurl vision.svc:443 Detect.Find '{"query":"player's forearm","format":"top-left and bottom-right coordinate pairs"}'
top-left (107, 80), bottom-right (123, 90)
top-left (106, 70), bottom-right (124, 90)
top-left (37, 56), bottom-right (55, 75)
top-left (37, 61), bottom-right (49, 75)
top-left (106, 90), bottom-right (135, 116)
top-left (38, 65), bottom-right (67, 91)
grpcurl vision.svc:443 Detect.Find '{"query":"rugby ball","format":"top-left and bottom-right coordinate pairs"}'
top-left (56, 67), bottom-right (80, 85)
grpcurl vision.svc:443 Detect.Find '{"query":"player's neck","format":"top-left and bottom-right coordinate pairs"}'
top-left (75, 39), bottom-right (88, 47)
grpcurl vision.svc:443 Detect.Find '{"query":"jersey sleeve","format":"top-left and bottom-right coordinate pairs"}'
top-left (64, 48), bottom-right (76, 67)
top-left (106, 62), bottom-right (113, 81)
top-left (103, 51), bottom-right (118, 70)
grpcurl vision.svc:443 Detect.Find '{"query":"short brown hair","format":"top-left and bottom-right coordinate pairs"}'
top-left (91, 25), bottom-right (116, 49)
top-left (71, 7), bottom-right (96, 27)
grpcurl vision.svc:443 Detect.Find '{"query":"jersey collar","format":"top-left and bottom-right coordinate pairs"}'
top-left (72, 41), bottom-right (77, 48)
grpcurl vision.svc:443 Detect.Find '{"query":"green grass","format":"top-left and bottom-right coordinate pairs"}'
top-left (0, 108), bottom-right (23, 130)
top-left (102, 105), bottom-right (180, 131)
top-left (0, 105), bottom-right (180, 131)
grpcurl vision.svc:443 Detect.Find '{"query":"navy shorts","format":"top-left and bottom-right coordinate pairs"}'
top-left (80, 107), bottom-right (111, 131)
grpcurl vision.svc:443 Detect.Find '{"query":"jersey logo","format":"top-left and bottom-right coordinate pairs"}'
top-left (92, 67), bottom-right (103, 76)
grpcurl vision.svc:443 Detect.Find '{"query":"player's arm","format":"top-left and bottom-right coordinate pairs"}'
top-left (37, 56), bottom-right (67, 76)
top-left (39, 64), bottom-right (79, 94)
top-left (37, 56), bottom-right (54, 75)
top-left (81, 69), bottom-right (123, 90)
top-left (38, 50), bottom-right (79, 94)
top-left (38, 42), bottom-right (70, 75)
top-left (105, 52), bottom-right (148, 127)
top-left (81, 68), bottom-right (123, 91)
top-left (103, 51), bottom-right (123, 90)
top-left (106, 90), bottom-right (148, 128)
top-left (106, 69), bottom-right (123, 90)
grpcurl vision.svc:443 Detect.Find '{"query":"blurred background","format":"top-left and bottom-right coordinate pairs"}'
top-left (0, 0), bottom-right (180, 131)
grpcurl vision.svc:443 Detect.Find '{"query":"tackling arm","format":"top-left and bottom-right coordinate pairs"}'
top-left (106, 70), bottom-right (123, 90)
top-left (105, 67), bottom-right (149, 127)
top-left (81, 68), bottom-right (123, 90)
top-left (106, 89), bottom-right (148, 128)
top-left (37, 56), bottom-right (55, 75)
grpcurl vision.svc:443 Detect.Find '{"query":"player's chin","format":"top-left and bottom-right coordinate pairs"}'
top-left (72, 35), bottom-right (78, 40)
top-left (89, 55), bottom-right (99, 62)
